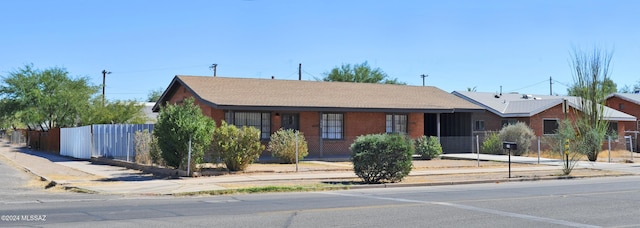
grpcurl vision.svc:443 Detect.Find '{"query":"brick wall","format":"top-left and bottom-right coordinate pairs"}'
top-left (606, 96), bottom-right (639, 132)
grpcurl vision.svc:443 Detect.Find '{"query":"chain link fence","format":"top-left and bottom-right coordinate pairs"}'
top-left (4, 129), bottom-right (27, 145)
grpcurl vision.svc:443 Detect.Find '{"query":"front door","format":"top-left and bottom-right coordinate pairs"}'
top-left (281, 113), bottom-right (299, 130)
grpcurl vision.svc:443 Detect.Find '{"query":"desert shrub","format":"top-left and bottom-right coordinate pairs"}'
top-left (149, 133), bottom-right (164, 166)
top-left (545, 119), bottom-right (582, 175)
top-left (154, 97), bottom-right (215, 172)
top-left (213, 121), bottom-right (265, 171)
top-left (268, 129), bottom-right (309, 163)
top-left (481, 132), bottom-right (503, 154)
top-left (134, 130), bottom-right (152, 165)
top-left (414, 136), bottom-right (442, 159)
top-left (350, 134), bottom-right (414, 184)
top-left (498, 122), bottom-right (536, 156)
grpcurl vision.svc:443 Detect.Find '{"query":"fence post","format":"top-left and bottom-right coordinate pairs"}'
top-left (630, 135), bottom-right (634, 162)
top-left (187, 135), bottom-right (192, 176)
top-left (537, 137), bottom-right (540, 164)
top-left (475, 135), bottom-right (479, 167)
top-left (608, 136), bottom-right (611, 163)
top-left (127, 132), bottom-right (130, 162)
top-left (295, 131), bottom-right (299, 172)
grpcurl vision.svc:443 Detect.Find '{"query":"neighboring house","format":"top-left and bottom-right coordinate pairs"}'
top-left (142, 102), bottom-right (158, 124)
top-left (606, 93), bottom-right (640, 151)
top-left (453, 91), bottom-right (636, 151)
top-left (153, 76), bottom-right (484, 157)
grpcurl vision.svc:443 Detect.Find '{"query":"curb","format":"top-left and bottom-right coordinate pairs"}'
top-left (325, 173), bottom-right (636, 190)
top-left (0, 151), bottom-right (59, 189)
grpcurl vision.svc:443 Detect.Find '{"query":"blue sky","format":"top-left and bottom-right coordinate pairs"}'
top-left (1, 0), bottom-right (638, 101)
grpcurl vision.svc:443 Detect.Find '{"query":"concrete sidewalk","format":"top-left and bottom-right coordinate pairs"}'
top-left (442, 153), bottom-right (640, 174)
top-left (0, 141), bottom-right (637, 195)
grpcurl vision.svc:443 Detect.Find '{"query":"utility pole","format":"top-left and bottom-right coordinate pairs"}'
top-left (101, 69), bottom-right (111, 104)
top-left (549, 76), bottom-right (553, 95)
top-left (298, 63), bottom-right (302, 80)
top-left (210, 64), bottom-right (218, 77)
top-left (420, 74), bottom-right (428, 86)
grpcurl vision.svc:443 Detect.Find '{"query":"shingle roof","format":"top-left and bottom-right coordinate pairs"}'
top-left (154, 76), bottom-right (483, 113)
top-left (453, 91), bottom-right (636, 121)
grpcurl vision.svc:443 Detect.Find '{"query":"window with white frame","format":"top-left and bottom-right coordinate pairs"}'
top-left (543, 119), bottom-right (559, 135)
top-left (322, 113), bottom-right (343, 139)
top-left (474, 120), bottom-right (485, 131)
top-left (386, 114), bottom-right (408, 134)
top-left (225, 111), bottom-right (271, 139)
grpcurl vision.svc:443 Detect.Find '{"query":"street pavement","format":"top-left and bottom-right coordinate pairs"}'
top-left (0, 141), bottom-right (638, 196)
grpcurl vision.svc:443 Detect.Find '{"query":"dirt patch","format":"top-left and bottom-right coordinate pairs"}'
top-left (523, 150), bottom-right (640, 163)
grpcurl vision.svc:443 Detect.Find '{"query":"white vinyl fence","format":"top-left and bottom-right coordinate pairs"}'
top-left (60, 126), bottom-right (92, 159)
top-left (92, 124), bottom-right (154, 161)
top-left (60, 124), bottom-right (154, 161)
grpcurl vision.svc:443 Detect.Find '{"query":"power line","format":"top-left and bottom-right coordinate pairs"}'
top-left (508, 79), bottom-right (548, 92)
top-left (113, 64), bottom-right (208, 74)
top-left (302, 70), bottom-right (319, 80)
top-left (553, 79), bottom-right (572, 88)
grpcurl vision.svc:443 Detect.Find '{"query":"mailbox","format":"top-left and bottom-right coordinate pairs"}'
top-left (502, 142), bottom-right (517, 150)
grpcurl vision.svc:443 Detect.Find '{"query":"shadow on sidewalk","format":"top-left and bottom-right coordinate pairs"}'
top-left (5, 143), bottom-right (167, 182)
top-left (9, 145), bottom-right (83, 163)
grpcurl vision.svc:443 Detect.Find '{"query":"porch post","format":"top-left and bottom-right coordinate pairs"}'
top-left (319, 112), bottom-right (324, 158)
top-left (436, 113), bottom-right (441, 139)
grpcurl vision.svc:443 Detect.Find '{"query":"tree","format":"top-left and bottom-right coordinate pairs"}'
top-left (568, 47), bottom-right (612, 161)
top-left (0, 99), bottom-right (27, 130)
top-left (147, 88), bottom-right (164, 102)
top-left (619, 80), bottom-right (640, 93)
top-left (321, 61), bottom-right (405, 84)
top-left (567, 77), bottom-right (617, 97)
top-left (153, 97), bottom-right (215, 172)
top-left (80, 96), bottom-right (148, 125)
top-left (0, 64), bottom-right (97, 129)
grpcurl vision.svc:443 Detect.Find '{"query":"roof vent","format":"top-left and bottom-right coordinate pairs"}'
top-left (522, 94), bottom-right (533, 99)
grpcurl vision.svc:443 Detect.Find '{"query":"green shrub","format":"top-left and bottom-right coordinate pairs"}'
top-left (350, 134), bottom-right (414, 184)
top-left (498, 122), bottom-right (536, 156)
top-left (154, 97), bottom-right (215, 172)
top-left (149, 133), bottom-right (164, 166)
top-left (481, 132), bottom-right (503, 154)
top-left (414, 136), bottom-right (442, 159)
top-left (213, 121), bottom-right (265, 171)
top-left (268, 129), bottom-right (309, 163)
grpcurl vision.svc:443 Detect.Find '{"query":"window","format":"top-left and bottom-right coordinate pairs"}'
top-left (386, 114), bottom-right (408, 134)
top-left (225, 111), bottom-right (271, 139)
top-left (543, 119), bottom-right (559, 135)
top-left (501, 119), bottom-right (517, 127)
top-left (474, 120), bottom-right (485, 131)
top-left (322, 113), bottom-right (343, 139)
top-left (607, 121), bottom-right (618, 139)
top-left (619, 103), bottom-right (624, 110)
